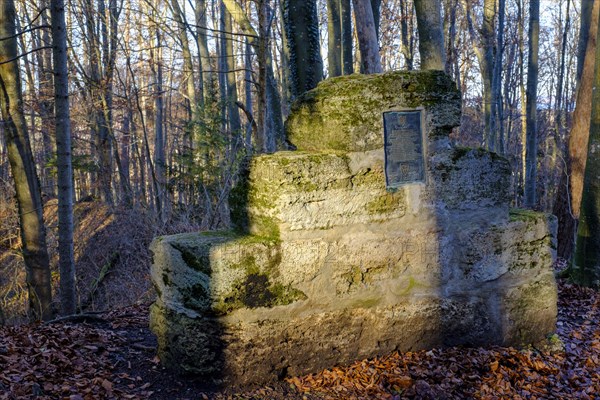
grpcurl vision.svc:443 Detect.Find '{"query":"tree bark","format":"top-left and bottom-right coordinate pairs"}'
top-left (148, 2), bottom-right (166, 220)
top-left (399, 0), bottom-right (414, 70)
top-left (570, 0), bottom-right (600, 218)
top-left (282, 0), bottom-right (324, 98)
top-left (572, 0), bottom-right (600, 287)
top-left (222, 5), bottom-right (242, 133)
top-left (0, 0), bottom-right (53, 321)
top-left (554, 0), bottom-right (600, 260)
top-left (353, 0), bottom-right (382, 73)
top-left (340, 0), bottom-right (353, 74)
top-left (195, 0), bottom-right (212, 104)
top-left (370, 0), bottom-right (381, 39)
top-left (327, 0), bottom-right (342, 77)
top-left (224, 0), bottom-right (283, 152)
top-left (494, 0), bottom-right (506, 153)
top-left (524, 0), bottom-right (540, 208)
top-left (414, 0), bottom-right (445, 70)
top-left (461, 0), bottom-right (498, 151)
top-left (50, 0), bottom-right (76, 315)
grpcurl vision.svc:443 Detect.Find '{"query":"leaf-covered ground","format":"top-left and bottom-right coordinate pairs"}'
top-left (1, 278), bottom-right (599, 399)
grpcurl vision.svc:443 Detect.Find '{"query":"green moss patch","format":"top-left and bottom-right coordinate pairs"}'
top-left (170, 243), bottom-right (211, 275)
top-left (214, 273), bottom-right (307, 315)
top-left (366, 193), bottom-right (405, 215)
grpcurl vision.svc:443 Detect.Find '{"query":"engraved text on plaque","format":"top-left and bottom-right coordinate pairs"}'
top-left (383, 110), bottom-right (425, 188)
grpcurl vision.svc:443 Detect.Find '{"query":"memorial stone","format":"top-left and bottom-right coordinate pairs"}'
top-left (149, 71), bottom-right (558, 385)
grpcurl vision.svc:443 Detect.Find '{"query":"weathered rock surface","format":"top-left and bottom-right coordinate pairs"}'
top-left (150, 71), bottom-right (558, 385)
top-left (286, 71), bottom-right (461, 152)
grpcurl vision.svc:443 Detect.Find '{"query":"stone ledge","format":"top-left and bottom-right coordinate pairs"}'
top-left (286, 71), bottom-right (461, 152)
top-left (150, 208), bottom-right (557, 384)
top-left (230, 147), bottom-right (513, 238)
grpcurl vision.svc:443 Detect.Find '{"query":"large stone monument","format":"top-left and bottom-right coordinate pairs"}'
top-left (150, 71), bottom-right (557, 385)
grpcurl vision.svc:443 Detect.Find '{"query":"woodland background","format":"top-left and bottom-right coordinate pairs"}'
top-left (0, 0), bottom-right (588, 322)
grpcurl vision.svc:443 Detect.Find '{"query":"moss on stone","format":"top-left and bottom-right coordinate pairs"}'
top-left (170, 242), bottom-right (211, 275)
top-left (351, 168), bottom-right (385, 188)
top-left (213, 272), bottom-right (307, 315)
top-left (182, 283), bottom-right (210, 312)
top-left (366, 192), bottom-right (405, 215)
top-left (509, 208), bottom-right (544, 222)
top-left (352, 297), bottom-right (381, 308)
top-left (286, 70), bottom-right (461, 152)
top-left (249, 215), bottom-right (280, 241)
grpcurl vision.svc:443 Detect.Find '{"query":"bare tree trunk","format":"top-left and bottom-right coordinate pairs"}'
top-left (341, 0), bottom-right (353, 74)
top-left (554, 0), bottom-right (600, 260)
top-left (38, 1), bottom-right (56, 198)
top-left (461, 0), bottom-right (497, 151)
top-left (554, 0), bottom-right (571, 138)
top-left (224, 0), bottom-right (283, 152)
top-left (414, 0), bottom-right (445, 70)
top-left (571, 0), bottom-right (600, 218)
top-left (171, 0), bottom-right (198, 143)
top-left (223, 5), bottom-right (242, 133)
top-left (195, 0), bottom-right (211, 104)
top-left (327, 0), bottom-right (342, 77)
top-left (518, 0), bottom-right (527, 202)
top-left (353, 0), bottom-right (382, 73)
top-left (494, 0), bottom-right (506, 153)
top-left (370, 0), bottom-right (381, 39)
top-left (571, 0), bottom-right (600, 287)
top-left (0, 0), bottom-right (52, 321)
top-left (399, 0), bottom-right (414, 70)
top-left (50, 0), bottom-right (76, 315)
top-left (97, 0), bottom-right (114, 206)
top-left (524, 0), bottom-right (540, 208)
top-left (151, 21), bottom-right (166, 221)
top-left (277, 1), bottom-right (292, 114)
top-left (244, 38), bottom-right (254, 149)
top-left (282, 0), bottom-right (324, 98)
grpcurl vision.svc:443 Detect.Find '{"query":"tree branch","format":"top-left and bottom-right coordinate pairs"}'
top-left (0, 46), bottom-right (53, 65)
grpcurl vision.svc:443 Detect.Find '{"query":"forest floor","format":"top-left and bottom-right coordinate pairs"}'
top-left (0, 275), bottom-right (599, 399)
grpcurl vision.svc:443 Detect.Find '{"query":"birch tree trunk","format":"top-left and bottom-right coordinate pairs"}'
top-left (0, 0), bottom-right (53, 320)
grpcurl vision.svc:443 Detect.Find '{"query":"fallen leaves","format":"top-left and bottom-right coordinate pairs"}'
top-left (1, 276), bottom-right (600, 399)
top-left (0, 306), bottom-right (154, 400)
top-left (286, 279), bottom-right (600, 399)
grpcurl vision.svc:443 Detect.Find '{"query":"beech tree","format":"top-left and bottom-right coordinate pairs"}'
top-left (572, 0), bottom-right (600, 287)
top-left (353, 0), bottom-right (382, 73)
top-left (0, 0), bottom-right (52, 320)
top-left (554, 0), bottom-right (600, 260)
top-left (414, 0), bottom-right (445, 70)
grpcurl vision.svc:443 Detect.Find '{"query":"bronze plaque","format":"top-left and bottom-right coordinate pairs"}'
top-left (383, 110), bottom-right (425, 189)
